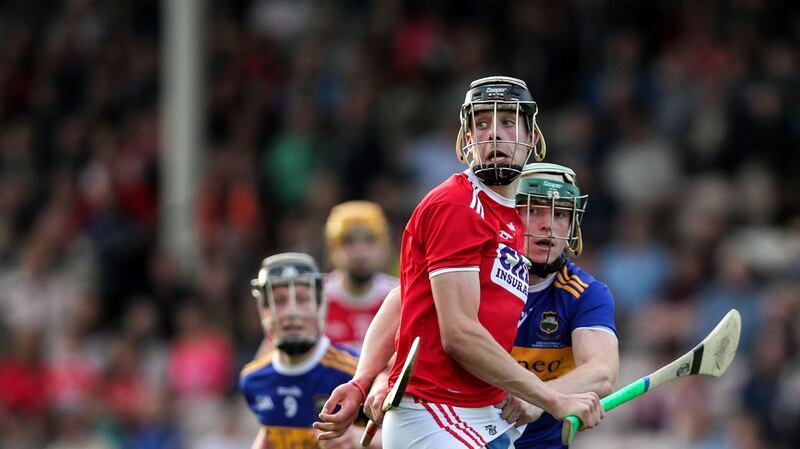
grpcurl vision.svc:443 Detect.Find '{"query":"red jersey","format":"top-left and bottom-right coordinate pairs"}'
top-left (325, 270), bottom-right (399, 351)
top-left (390, 170), bottom-right (529, 407)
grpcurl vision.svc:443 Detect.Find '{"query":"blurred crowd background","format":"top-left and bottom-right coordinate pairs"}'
top-left (1, 0), bottom-right (799, 448)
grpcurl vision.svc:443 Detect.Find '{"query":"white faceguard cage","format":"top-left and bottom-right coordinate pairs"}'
top-left (456, 76), bottom-right (547, 185)
top-left (516, 163), bottom-right (588, 260)
top-left (250, 252), bottom-right (327, 349)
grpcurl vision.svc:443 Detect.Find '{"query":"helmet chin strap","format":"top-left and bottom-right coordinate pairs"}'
top-left (529, 252), bottom-right (568, 278)
top-left (472, 164), bottom-right (524, 186)
top-left (268, 318), bottom-right (320, 356)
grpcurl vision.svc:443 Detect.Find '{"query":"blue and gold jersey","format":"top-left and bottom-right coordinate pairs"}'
top-left (240, 337), bottom-right (358, 449)
top-left (512, 261), bottom-right (616, 449)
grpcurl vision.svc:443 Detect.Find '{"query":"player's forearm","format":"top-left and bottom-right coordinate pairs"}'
top-left (431, 272), bottom-right (562, 413)
top-left (353, 287), bottom-right (401, 388)
top-left (547, 330), bottom-right (619, 397)
top-left (443, 326), bottom-right (560, 413)
top-left (353, 336), bottom-right (393, 389)
top-left (546, 361), bottom-right (616, 397)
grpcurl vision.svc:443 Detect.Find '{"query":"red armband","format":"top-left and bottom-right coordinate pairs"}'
top-left (350, 379), bottom-right (367, 402)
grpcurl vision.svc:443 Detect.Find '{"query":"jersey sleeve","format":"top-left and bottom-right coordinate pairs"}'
top-left (571, 281), bottom-right (617, 336)
top-left (238, 374), bottom-right (261, 419)
top-left (419, 201), bottom-right (495, 274)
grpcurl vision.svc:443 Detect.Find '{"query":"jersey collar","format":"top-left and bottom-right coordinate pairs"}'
top-left (464, 169), bottom-right (516, 208)
top-left (272, 336), bottom-right (331, 376)
top-left (528, 272), bottom-right (556, 292)
top-left (326, 270), bottom-right (380, 306)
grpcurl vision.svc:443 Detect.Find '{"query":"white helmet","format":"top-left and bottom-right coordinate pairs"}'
top-left (251, 252), bottom-right (326, 355)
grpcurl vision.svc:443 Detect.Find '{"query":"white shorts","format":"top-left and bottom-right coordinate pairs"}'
top-left (381, 396), bottom-right (526, 449)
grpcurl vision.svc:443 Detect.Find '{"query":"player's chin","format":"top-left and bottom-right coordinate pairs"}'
top-left (527, 249), bottom-right (554, 262)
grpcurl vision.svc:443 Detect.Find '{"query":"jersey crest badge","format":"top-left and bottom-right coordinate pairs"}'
top-left (540, 312), bottom-right (559, 334)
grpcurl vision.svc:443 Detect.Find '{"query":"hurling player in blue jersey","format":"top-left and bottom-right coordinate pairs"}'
top-left (241, 252), bottom-right (376, 449)
top-left (508, 163), bottom-right (619, 448)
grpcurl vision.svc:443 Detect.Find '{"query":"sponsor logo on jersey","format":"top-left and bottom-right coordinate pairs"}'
top-left (511, 347), bottom-right (576, 381)
top-left (540, 311), bottom-right (559, 334)
top-left (499, 230), bottom-right (513, 240)
top-left (277, 386), bottom-right (302, 397)
top-left (491, 243), bottom-right (529, 301)
top-left (255, 395), bottom-right (275, 411)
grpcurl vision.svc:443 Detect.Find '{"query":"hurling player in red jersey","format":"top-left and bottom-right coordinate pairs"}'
top-left (324, 201), bottom-right (399, 352)
top-left (315, 76), bottom-right (603, 448)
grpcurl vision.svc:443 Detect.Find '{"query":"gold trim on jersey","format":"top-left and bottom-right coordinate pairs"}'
top-left (320, 346), bottom-right (358, 375)
top-left (554, 267), bottom-right (589, 299)
top-left (241, 350), bottom-right (274, 377)
top-left (265, 425), bottom-right (318, 449)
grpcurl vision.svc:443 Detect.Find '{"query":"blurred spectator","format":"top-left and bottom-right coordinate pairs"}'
top-left (126, 390), bottom-right (185, 449)
top-left (598, 208), bottom-right (669, 314)
top-left (0, 330), bottom-right (47, 415)
top-left (401, 120), bottom-right (463, 202)
top-left (44, 407), bottom-right (115, 449)
top-left (167, 300), bottom-right (233, 400)
top-left (44, 319), bottom-right (102, 413)
top-left (603, 106), bottom-right (680, 209)
top-left (260, 95), bottom-right (321, 210)
top-left (120, 296), bottom-right (169, 389)
top-left (193, 400), bottom-right (251, 449)
top-left (695, 244), bottom-right (762, 353)
top-left (740, 326), bottom-right (791, 446)
top-left (101, 335), bottom-right (153, 425)
top-left (0, 411), bottom-right (47, 449)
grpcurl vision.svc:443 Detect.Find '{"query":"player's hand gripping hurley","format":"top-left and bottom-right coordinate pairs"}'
top-left (360, 336), bottom-right (420, 447)
top-left (562, 308), bottom-right (742, 445)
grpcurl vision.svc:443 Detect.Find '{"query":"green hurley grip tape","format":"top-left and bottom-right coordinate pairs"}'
top-left (562, 377), bottom-right (651, 445)
top-left (601, 377), bottom-right (649, 411)
top-left (562, 415), bottom-right (580, 445)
